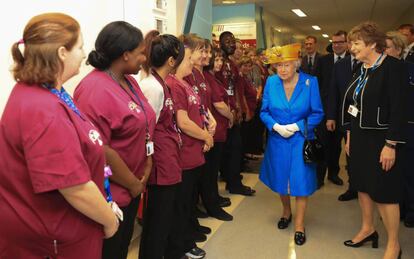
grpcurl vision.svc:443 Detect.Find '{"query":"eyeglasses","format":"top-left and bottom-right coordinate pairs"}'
top-left (332, 41), bottom-right (347, 45)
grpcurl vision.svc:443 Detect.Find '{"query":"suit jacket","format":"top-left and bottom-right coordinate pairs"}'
top-left (405, 45), bottom-right (414, 63)
top-left (316, 53), bottom-right (350, 112)
top-left (341, 56), bottom-right (408, 143)
top-left (300, 52), bottom-right (321, 76)
top-left (326, 55), bottom-right (361, 122)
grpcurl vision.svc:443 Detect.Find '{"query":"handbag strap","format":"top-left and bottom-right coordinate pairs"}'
top-left (304, 118), bottom-right (308, 139)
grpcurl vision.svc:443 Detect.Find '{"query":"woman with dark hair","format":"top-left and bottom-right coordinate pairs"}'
top-left (137, 30), bottom-right (185, 259)
top-left (203, 46), bottom-right (235, 219)
top-left (74, 21), bottom-right (156, 259)
top-left (0, 13), bottom-right (118, 258)
top-left (342, 22), bottom-right (407, 259)
top-left (165, 35), bottom-right (213, 259)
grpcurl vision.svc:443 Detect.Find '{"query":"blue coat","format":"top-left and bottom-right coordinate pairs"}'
top-left (260, 72), bottom-right (324, 196)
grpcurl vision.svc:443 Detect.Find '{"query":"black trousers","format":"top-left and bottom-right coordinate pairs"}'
top-left (402, 146), bottom-right (414, 222)
top-left (221, 125), bottom-right (244, 189)
top-left (316, 120), bottom-right (343, 183)
top-left (139, 183), bottom-right (180, 259)
top-left (165, 167), bottom-right (202, 259)
top-left (241, 103), bottom-right (265, 155)
top-left (102, 196), bottom-right (140, 259)
top-left (200, 142), bottom-right (224, 212)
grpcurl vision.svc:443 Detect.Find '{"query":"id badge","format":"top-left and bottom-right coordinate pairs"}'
top-left (348, 105), bottom-right (359, 117)
top-left (226, 89), bottom-right (234, 96)
top-left (146, 141), bottom-right (154, 156)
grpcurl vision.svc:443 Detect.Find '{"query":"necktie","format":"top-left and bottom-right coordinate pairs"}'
top-left (336, 55), bottom-right (341, 63)
top-left (308, 56), bottom-right (313, 70)
top-left (352, 59), bottom-right (358, 72)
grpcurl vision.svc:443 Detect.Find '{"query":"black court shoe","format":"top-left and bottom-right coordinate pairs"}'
top-left (277, 215), bottom-right (292, 229)
top-left (344, 231), bottom-right (379, 248)
top-left (294, 230), bottom-right (306, 245)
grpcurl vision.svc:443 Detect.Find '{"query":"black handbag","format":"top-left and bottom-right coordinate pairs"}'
top-left (303, 119), bottom-right (324, 163)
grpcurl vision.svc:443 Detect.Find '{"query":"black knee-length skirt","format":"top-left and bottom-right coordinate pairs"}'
top-left (349, 119), bottom-right (404, 204)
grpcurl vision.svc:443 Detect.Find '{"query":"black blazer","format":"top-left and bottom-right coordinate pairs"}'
top-left (405, 55), bottom-right (414, 147)
top-left (342, 56), bottom-right (408, 143)
top-left (316, 53), bottom-right (349, 111)
top-left (300, 52), bottom-right (321, 76)
top-left (405, 46), bottom-right (414, 63)
top-left (326, 56), bottom-right (361, 121)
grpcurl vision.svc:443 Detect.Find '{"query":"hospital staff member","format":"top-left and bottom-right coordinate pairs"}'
top-left (138, 30), bottom-right (184, 259)
top-left (74, 21), bottom-right (156, 259)
top-left (0, 13), bottom-right (118, 258)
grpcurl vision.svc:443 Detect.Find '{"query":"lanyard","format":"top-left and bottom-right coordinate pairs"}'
top-left (104, 166), bottom-right (113, 202)
top-left (49, 86), bottom-right (83, 119)
top-left (48, 84), bottom-right (114, 202)
top-left (107, 71), bottom-right (151, 142)
top-left (191, 71), bottom-right (210, 128)
top-left (352, 53), bottom-right (384, 105)
top-left (152, 71), bottom-right (183, 147)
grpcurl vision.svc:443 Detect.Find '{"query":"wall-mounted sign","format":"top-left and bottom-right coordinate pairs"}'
top-left (212, 22), bottom-right (257, 48)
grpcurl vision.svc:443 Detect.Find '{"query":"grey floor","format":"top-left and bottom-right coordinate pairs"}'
top-left (128, 157), bottom-right (414, 259)
top-left (201, 172), bottom-right (414, 259)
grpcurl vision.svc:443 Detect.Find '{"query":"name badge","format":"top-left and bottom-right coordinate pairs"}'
top-left (146, 141), bottom-right (154, 156)
top-left (348, 105), bottom-right (359, 117)
top-left (226, 89), bottom-right (234, 96)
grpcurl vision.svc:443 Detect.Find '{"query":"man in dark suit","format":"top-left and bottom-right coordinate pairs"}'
top-left (301, 35), bottom-right (321, 75)
top-left (398, 23), bottom-right (414, 228)
top-left (326, 53), bottom-right (361, 200)
top-left (315, 30), bottom-right (348, 189)
top-left (399, 24), bottom-right (414, 63)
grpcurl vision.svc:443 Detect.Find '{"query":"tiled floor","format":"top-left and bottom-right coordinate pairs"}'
top-left (127, 159), bottom-right (414, 259)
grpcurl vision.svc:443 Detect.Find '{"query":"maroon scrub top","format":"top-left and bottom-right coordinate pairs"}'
top-left (184, 68), bottom-right (212, 111)
top-left (147, 71), bottom-right (182, 185)
top-left (240, 74), bottom-right (258, 114)
top-left (74, 69), bottom-right (156, 207)
top-left (0, 83), bottom-right (106, 259)
top-left (166, 75), bottom-right (205, 170)
top-left (215, 59), bottom-right (241, 110)
top-left (204, 71), bottom-right (229, 142)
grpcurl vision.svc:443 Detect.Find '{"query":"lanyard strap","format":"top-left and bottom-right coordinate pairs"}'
top-left (191, 71), bottom-right (210, 127)
top-left (104, 166), bottom-right (113, 202)
top-left (107, 71), bottom-right (151, 141)
top-left (152, 71), bottom-right (183, 147)
top-left (352, 53), bottom-right (384, 104)
top-left (49, 86), bottom-right (83, 118)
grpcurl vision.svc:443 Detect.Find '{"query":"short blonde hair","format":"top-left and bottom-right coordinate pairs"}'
top-left (386, 31), bottom-right (407, 59)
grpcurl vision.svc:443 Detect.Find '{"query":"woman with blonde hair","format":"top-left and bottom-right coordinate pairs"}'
top-left (385, 31), bottom-right (407, 59)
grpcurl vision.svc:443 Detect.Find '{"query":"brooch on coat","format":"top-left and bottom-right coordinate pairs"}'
top-left (305, 79), bottom-right (310, 87)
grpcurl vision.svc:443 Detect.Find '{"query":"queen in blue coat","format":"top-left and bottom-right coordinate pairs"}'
top-left (260, 43), bottom-right (324, 245)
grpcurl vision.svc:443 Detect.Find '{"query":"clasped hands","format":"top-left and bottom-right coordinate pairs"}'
top-left (273, 123), bottom-right (299, 138)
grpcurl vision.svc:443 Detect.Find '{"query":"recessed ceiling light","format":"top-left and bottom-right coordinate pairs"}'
top-left (291, 9), bottom-right (307, 17)
top-left (222, 0), bottom-right (236, 4)
top-left (322, 34), bottom-right (329, 38)
top-left (312, 25), bottom-right (321, 30)
top-left (329, 39), bottom-right (333, 42)
top-left (274, 28), bottom-right (282, 32)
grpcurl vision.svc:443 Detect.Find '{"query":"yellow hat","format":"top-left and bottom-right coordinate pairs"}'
top-left (263, 43), bottom-right (301, 64)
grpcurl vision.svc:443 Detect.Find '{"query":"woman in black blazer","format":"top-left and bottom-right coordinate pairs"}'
top-left (342, 22), bottom-right (407, 259)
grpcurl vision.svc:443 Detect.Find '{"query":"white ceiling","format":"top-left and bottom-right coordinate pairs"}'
top-left (213, 0), bottom-right (414, 45)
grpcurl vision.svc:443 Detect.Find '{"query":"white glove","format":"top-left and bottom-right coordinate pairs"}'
top-left (273, 123), bottom-right (294, 138)
top-left (285, 123), bottom-right (299, 133)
